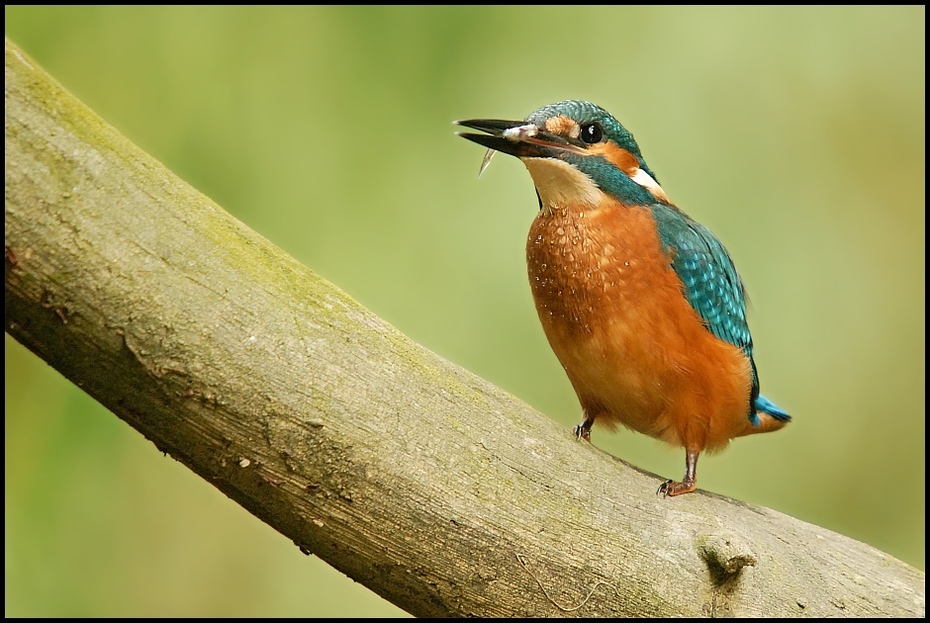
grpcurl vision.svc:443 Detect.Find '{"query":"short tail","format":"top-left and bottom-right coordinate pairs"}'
top-left (740, 394), bottom-right (791, 437)
top-left (753, 394), bottom-right (791, 423)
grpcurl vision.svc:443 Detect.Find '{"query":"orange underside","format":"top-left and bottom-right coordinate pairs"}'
top-left (526, 198), bottom-right (763, 454)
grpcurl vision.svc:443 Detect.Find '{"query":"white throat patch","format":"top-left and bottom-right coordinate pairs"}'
top-left (522, 158), bottom-right (602, 212)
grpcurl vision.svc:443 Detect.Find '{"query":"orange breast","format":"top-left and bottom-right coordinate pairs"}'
top-left (526, 199), bottom-right (752, 453)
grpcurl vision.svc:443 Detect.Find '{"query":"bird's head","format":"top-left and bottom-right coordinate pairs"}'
top-left (456, 100), bottom-right (670, 210)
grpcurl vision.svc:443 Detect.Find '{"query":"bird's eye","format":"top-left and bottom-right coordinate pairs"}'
top-left (580, 123), bottom-right (603, 144)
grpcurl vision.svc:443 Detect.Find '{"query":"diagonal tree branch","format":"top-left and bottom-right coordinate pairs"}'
top-left (4, 37), bottom-right (924, 617)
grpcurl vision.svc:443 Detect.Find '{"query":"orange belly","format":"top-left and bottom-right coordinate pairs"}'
top-left (526, 200), bottom-right (752, 453)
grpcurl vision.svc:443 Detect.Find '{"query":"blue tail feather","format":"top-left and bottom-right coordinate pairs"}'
top-left (753, 394), bottom-right (791, 422)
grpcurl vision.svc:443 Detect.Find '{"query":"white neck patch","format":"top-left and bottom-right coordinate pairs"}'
top-left (629, 167), bottom-right (670, 204)
top-left (522, 158), bottom-right (602, 212)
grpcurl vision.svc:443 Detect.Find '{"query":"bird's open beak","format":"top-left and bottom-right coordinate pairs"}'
top-left (454, 118), bottom-right (583, 160)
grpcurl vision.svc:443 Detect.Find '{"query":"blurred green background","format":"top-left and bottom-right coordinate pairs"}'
top-left (5, 6), bottom-right (924, 616)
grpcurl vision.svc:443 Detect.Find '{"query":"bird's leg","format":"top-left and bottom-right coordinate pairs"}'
top-left (657, 448), bottom-right (700, 497)
top-left (572, 412), bottom-right (594, 441)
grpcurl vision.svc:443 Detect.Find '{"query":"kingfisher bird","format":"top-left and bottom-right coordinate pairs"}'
top-left (456, 100), bottom-right (790, 497)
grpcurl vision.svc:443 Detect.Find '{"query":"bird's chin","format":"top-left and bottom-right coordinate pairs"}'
top-left (522, 157), bottom-right (603, 212)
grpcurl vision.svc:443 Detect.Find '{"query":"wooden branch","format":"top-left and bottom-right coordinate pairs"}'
top-left (4, 37), bottom-right (924, 617)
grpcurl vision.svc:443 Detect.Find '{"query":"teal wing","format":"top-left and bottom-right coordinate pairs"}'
top-left (649, 205), bottom-right (760, 417)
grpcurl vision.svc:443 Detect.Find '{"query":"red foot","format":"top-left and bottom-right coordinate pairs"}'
top-left (657, 479), bottom-right (697, 497)
top-left (572, 424), bottom-right (591, 441)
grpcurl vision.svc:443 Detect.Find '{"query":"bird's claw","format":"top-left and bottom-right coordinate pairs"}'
top-left (572, 424), bottom-right (591, 441)
top-left (656, 478), bottom-right (696, 498)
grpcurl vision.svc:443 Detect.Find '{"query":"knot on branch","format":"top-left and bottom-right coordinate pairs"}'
top-left (698, 530), bottom-right (757, 577)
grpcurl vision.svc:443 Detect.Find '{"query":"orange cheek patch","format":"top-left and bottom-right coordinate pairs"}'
top-left (595, 142), bottom-right (641, 177)
top-left (593, 142), bottom-right (671, 204)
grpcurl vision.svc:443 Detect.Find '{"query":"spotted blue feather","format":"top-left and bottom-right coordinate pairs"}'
top-left (649, 205), bottom-right (752, 355)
